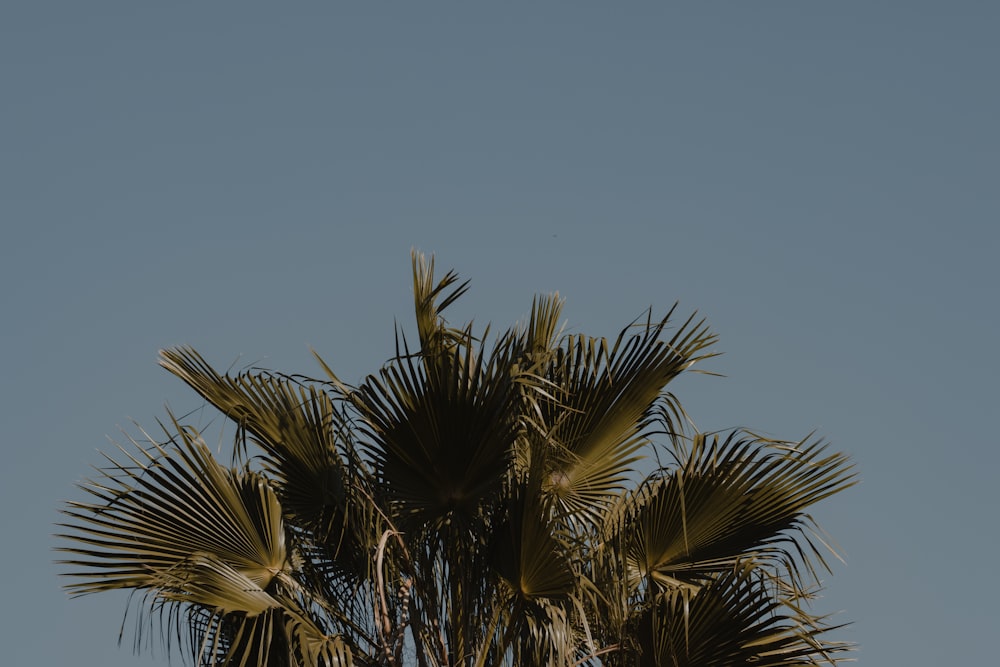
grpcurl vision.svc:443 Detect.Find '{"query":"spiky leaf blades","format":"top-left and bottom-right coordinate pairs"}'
top-left (57, 252), bottom-right (853, 667)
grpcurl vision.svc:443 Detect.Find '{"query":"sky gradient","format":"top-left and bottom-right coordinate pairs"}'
top-left (2, 4), bottom-right (998, 665)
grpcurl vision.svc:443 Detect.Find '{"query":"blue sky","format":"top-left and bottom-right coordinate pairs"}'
top-left (2, 4), bottom-right (997, 665)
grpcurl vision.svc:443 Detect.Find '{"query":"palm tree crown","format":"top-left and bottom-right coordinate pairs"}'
top-left (58, 252), bottom-right (855, 666)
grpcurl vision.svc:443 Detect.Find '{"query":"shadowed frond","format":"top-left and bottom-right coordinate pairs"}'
top-left (492, 484), bottom-right (576, 602)
top-left (636, 563), bottom-right (849, 667)
top-left (353, 327), bottom-right (521, 532)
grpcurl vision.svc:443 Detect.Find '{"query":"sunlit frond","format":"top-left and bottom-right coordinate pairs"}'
top-left (538, 309), bottom-right (718, 524)
top-left (159, 347), bottom-right (379, 581)
top-left (57, 420), bottom-right (287, 599)
top-left (620, 432), bottom-right (855, 594)
top-left (411, 249), bottom-right (471, 357)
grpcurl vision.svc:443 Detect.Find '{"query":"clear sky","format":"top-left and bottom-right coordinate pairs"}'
top-left (2, 4), bottom-right (997, 665)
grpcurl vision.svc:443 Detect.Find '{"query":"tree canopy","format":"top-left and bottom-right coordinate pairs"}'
top-left (58, 252), bottom-right (855, 666)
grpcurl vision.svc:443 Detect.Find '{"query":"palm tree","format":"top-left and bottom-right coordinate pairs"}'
top-left (58, 252), bottom-right (854, 667)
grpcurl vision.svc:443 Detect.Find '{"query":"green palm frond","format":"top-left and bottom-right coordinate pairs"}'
top-left (492, 484), bottom-right (575, 602)
top-left (517, 293), bottom-right (566, 364)
top-left (57, 420), bottom-right (287, 599)
top-left (159, 347), bottom-right (378, 576)
top-left (537, 309), bottom-right (717, 524)
top-left (508, 597), bottom-right (578, 667)
top-left (411, 249), bottom-right (471, 357)
top-left (635, 563), bottom-right (849, 667)
top-left (354, 328), bottom-right (520, 531)
top-left (57, 419), bottom-right (360, 666)
top-left (191, 603), bottom-right (355, 667)
top-left (620, 432), bottom-right (855, 593)
top-left (284, 607), bottom-right (356, 667)
top-left (195, 609), bottom-right (285, 667)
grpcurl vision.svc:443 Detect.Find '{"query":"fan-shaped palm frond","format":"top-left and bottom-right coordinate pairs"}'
top-left (57, 420), bottom-right (287, 598)
top-left (57, 419), bottom-right (356, 666)
top-left (492, 483), bottom-right (575, 602)
top-left (160, 348), bottom-right (379, 577)
top-left (158, 347), bottom-right (368, 544)
top-left (620, 432), bottom-right (855, 594)
top-left (636, 563), bottom-right (849, 667)
top-left (534, 309), bottom-right (718, 525)
top-left (353, 327), bottom-right (521, 533)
